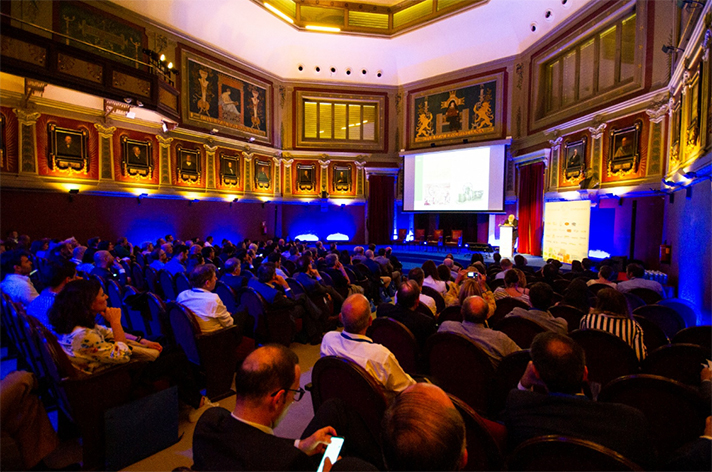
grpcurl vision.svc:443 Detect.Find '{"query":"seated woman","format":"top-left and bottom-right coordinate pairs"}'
top-left (558, 278), bottom-right (591, 314)
top-left (449, 276), bottom-right (495, 319)
top-left (48, 279), bottom-right (217, 422)
top-left (422, 260), bottom-right (447, 295)
top-left (493, 269), bottom-right (531, 306)
top-left (579, 288), bottom-right (647, 361)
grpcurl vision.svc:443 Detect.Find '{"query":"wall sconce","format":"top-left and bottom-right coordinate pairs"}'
top-left (321, 191), bottom-right (329, 199)
top-left (162, 120), bottom-right (177, 133)
top-left (68, 188), bottom-right (79, 202)
top-left (189, 199), bottom-right (199, 207)
top-left (137, 193), bottom-right (148, 204)
top-left (661, 45), bottom-right (684, 54)
top-left (686, 186), bottom-right (693, 199)
top-left (230, 198), bottom-right (239, 208)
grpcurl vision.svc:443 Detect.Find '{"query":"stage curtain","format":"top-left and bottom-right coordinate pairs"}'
top-left (367, 175), bottom-right (395, 244)
top-left (518, 162), bottom-right (545, 255)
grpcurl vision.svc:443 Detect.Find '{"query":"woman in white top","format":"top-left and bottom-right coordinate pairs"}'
top-left (422, 260), bottom-right (447, 295)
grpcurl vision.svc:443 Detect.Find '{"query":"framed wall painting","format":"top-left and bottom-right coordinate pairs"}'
top-left (332, 165), bottom-right (352, 193)
top-left (254, 158), bottom-right (271, 190)
top-left (562, 137), bottom-right (586, 184)
top-left (177, 146), bottom-right (201, 183)
top-left (219, 153), bottom-right (239, 187)
top-left (181, 49), bottom-right (271, 144)
top-left (48, 124), bottom-right (88, 174)
top-left (408, 71), bottom-right (505, 148)
top-left (121, 137), bottom-right (153, 179)
top-left (296, 163), bottom-right (316, 191)
top-left (608, 122), bottom-right (641, 176)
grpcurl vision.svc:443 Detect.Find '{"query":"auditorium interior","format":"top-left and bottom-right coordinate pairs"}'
top-left (0, 0), bottom-right (711, 470)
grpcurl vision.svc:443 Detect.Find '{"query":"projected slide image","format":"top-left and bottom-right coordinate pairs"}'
top-left (424, 183), bottom-right (451, 206)
top-left (414, 149), bottom-right (489, 210)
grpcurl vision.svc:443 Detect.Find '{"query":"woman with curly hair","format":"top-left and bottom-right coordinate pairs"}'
top-left (493, 269), bottom-right (531, 306)
top-left (49, 279), bottom-right (217, 421)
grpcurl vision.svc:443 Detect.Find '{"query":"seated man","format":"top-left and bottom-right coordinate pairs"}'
top-left (163, 244), bottom-right (189, 276)
top-left (220, 257), bottom-right (250, 292)
top-left (148, 247), bottom-right (167, 272)
top-left (405, 267), bottom-right (436, 315)
top-left (114, 237), bottom-right (132, 259)
top-left (0, 250), bottom-right (39, 307)
top-left (375, 248), bottom-right (401, 288)
top-left (505, 331), bottom-right (655, 468)
top-left (323, 253), bottom-right (364, 296)
top-left (587, 264), bottom-right (617, 288)
top-left (176, 264), bottom-right (234, 333)
top-left (321, 294), bottom-right (416, 399)
top-left (90, 250), bottom-right (127, 285)
top-left (248, 263), bottom-right (321, 343)
top-left (382, 383), bottom-right (468, 471)
top-left (380, 280), bottom-right (436, 349)
top-left (294, 255), bottom-right (344, 315)
top-left (504, 282), bottom-right (567, 335)
top-left (27, 260), bottom-right (78, 331)
top-left (513, 254), bottom-right (534, 274)
top-left (495, 258), bottom-right (513, 279)
top-left (193, 345), bottom-right (335, 471)
top-left (267, 251), bottom-right (290, 278)
top-left (351, 246), bottom-right (367, 264)
top-left (617, 262), bottom-right (664, 297)
top-left (439, 295), bottom-right (520, 368)
top-left (364, 250), bottom-right (391, 289)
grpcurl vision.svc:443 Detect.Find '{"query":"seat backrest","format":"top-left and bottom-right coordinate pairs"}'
top-left (311, 356), bottom-right (388, 437)
top-left (549, 304), bottom-right (585, 333)
top-left (131, 263), bottom-right (146, 291)
top-left (629, 287), bottom-right (662, 305)
top-left (506, 435), bottom-right (643, 471)
top-left (135, 253), bottom-right (146, 268)
top-left (425, 332), bottom-right (495, 415)
top-left (286, 277), bottom-right (306, 296)
top-left (641, 343), bottom-right (708, 387)
top-left (438, 305), bottom-right (463, 323)
top-left (14, 305), bottom-right (49, 379)
top-left (237, 287), bottom-right (268, 336)
top-left (671, 325), bottom-right (712, 353)
top-left (107, 280), bottom-right (123, 308)
top-left (318, 271), bottom-right (335, 287)
top-left (414, 228), bottom-right (426, 241)
top-left (158, 270), bottom-right (177, 302)
top-left (366, 317), bottom-right (419, 375)
top-left (449, 394), bottom-right (504, 471)
top-left (421, 285), bottom-right (445, 314)
top-left (213, 281), bottom-right (238, 314)
top-left (146, 292), bottom-right (170, 340)
top-left (633, 305), bottom-right (686, 339)
top-left (122, 285), bottom-right (147, 334)
top-left (282, 259), bottom-right (296, 277)
top-left (598, 374), bottom-right (707, 460)
top-left (569, 329), bottom-right (640, 390)
top-left (343, 266), bottom-right (359, 284)
top-left (145, 267), bottom-right (159, 294)
top-left (489, 349), bottom-right (531, 417)
top-left (623, 292), bottom-right (646, 313)
top-left (656, 299), bottom-right (697, 328)
top-left (397, 228), bottom-right (407, 241)
top-left (632, 314), bottom-right (669, 353)
top-left (450, 229), bottom-right (463, 244)
top-left (489, 296), bottom-right (530, 327)
top-left (492, 316), bottom-right (546, 349)
top-left (588, 282), bottom-right (613, 295)
top-left (167, 302), bottom-right (201, 365)
top-left (553, 278), bottom-right (571, 294)
top-left (488, 278), bottom-right (505, 290)
top-left (174, 272), bottom-right (191, 295)
top-left (90, 274), bottom-right (107, 293)
top-left (33, 322), bottom-right (77, 420)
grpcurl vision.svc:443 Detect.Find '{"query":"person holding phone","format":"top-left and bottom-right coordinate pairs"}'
top-left (193, 345), bottom-right (337, 471)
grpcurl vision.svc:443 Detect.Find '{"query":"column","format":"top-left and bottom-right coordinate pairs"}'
top-left (94, 124), bottom-right (116, 180)
top-left (204, 144), bottom-right (218, 189)
top-left (156, 135), bottom-right (173, 186)
top-left (13, 109), bottom-right (41, 174)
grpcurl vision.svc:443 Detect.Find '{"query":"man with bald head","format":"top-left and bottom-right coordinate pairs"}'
top-left (320, 294), bottom-right (415, 398)
top-left (382, 383), bottom-right (468, 471)
top-left (438, 295), bottom-right (520, 368)
top-left (193, 344), bottom-right (336, 471)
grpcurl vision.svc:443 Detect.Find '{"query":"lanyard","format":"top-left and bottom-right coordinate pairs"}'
top-left (340, 332), bottom-right (372, 344)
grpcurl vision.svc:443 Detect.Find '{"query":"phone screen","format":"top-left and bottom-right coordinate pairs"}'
top-left (316, 436), bottom-right (344, 472)
top-left (467, 271), bottom-right (475, 278)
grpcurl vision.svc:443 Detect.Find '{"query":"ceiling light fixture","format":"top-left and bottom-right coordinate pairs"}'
top-left (264, 3), bottom-right (294, 24)
top-left (305, 25), bottom-right (340, 33)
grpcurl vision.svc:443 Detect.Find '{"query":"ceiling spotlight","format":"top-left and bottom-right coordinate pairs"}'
top-left (123, 97), bottom-right (133, 104)
top-left (210, 128), bottom-right (219, 135)
top-left (137, 193), bottom-right (148, 204)
top-left (162, 122), bottom-right (168, 133)
top-left (346, 68), bottom-right (351, 75)
top-left (376, 70), bottom-right (382, 78)
top-left (167, 62), bottom-right (173, 69)
top-left (136, 100), bottom-right (144, 107)
top-left (160, 54), bottom-right (166, 62)
top-left (249, 137), bottom-right (256, 142)
top-left (298, 64), bottom-right (304, 72)
top-left (662, 45), bottom-right (684, 54)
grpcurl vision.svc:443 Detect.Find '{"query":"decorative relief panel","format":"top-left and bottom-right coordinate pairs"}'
top-left (0, 108), bottom-right (19, 174)
top-left (57, 53), bottom-right (103, 83)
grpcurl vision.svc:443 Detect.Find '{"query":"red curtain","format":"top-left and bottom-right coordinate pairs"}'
top-left (367, 175), bottom-right (395, 244)
top-left (518, 162), bottom-right (545, 255)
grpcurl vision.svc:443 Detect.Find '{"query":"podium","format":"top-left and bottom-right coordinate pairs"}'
top-left (500, 226), bottom-right (514, 258)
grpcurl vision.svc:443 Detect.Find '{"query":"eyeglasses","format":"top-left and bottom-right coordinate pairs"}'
top-left (271, 387), bottom-right (305, 402)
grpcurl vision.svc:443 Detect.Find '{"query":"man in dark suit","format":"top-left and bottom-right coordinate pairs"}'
top-left (90, 250), bottom-right (127, 286)
top-left (193, 345), bottom-right (336, 471)
top-left (294, 255), bottom-right (343, 315)
top-left (504, 332), bottom-right (655, 468)
top-left (221, 257), bottom-right (250, 291)
top-left (378, 280), bottom-right (436, 349)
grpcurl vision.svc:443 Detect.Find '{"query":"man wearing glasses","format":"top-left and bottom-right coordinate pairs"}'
top-left (192, 344), bottom-right (336, 470)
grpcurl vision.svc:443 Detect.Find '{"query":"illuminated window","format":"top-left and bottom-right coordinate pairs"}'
top-left (541, 11), bottom-right (638, 116)
top-left (302, 99), bottom-right (379, 142)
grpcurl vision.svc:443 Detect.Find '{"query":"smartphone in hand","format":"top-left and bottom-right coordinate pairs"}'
top-left (317, 436), bottom-right (344, 472)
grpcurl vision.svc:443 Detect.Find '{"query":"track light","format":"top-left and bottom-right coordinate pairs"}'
top-left (662, 45), bottom-right (684, 54)
top-left (123, 97), bottom-right (133, 104)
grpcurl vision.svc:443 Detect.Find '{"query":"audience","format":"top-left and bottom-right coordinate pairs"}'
top-left (579, 288), bottom-right (647, 361)
top-left (27, 259), bottom-right (78, 331)
top-left (421, 260), bottom-right (447, 295)
top-left (148, 247), bottom-right (167, 271)
top-left (504, 282), bottom-right (568, 334)
top-left (176, 264), bottom-right (234, 333)
top-left (505, 331), bottom-right (655, 468)
top-left (438, 295), bottom-right (520, 368)
top-left (558, 278), bottom-right (591, 315)
top-left (617, 262), bottom-right (664, 296)
top-left (493, 269), bottom-right (531, 306)
top-left (587, 264), bottom-right (617, 288)
top-left (405, 267), bottom-right (437, 314)
top-left (321, 294), bottom-right (416, 399)
top-left (0, 249), bottom-right (39, 307)
top-left (163, 244), bottom-right (189, 275)
top-left (220, 257), bottom-right (250, 291)
top-left (495, 258), bottom-right (513, 279)
top-left (192, 345), bottom-right (335, 471)
top-left (90, 250), bottom-right (127, 285)
top-left (384, 280), bottom-right (437, 348)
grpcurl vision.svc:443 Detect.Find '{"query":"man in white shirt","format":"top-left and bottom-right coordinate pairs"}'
top-left (495, 258), bottom-right (513, 279)
top-left (405, 267), bottom-right (437, 315)
top-left (586, 265), bottom-right (617, 288)
top-left (176, 264), bottom-right (233, 333)
top-left (1, 250), bottom-right (39, 307)
top-left (321, 294), bottom-right (416, 399)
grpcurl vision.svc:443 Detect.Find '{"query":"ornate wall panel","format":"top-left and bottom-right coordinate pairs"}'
top-left (111, 128), bottom-right (160, 185)
top-left (0, 107), bottom-right (19, 174)
top-left (171, 139), bottom-right (205, 189)
top-left (36, 114), bottom-right (99, 180)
